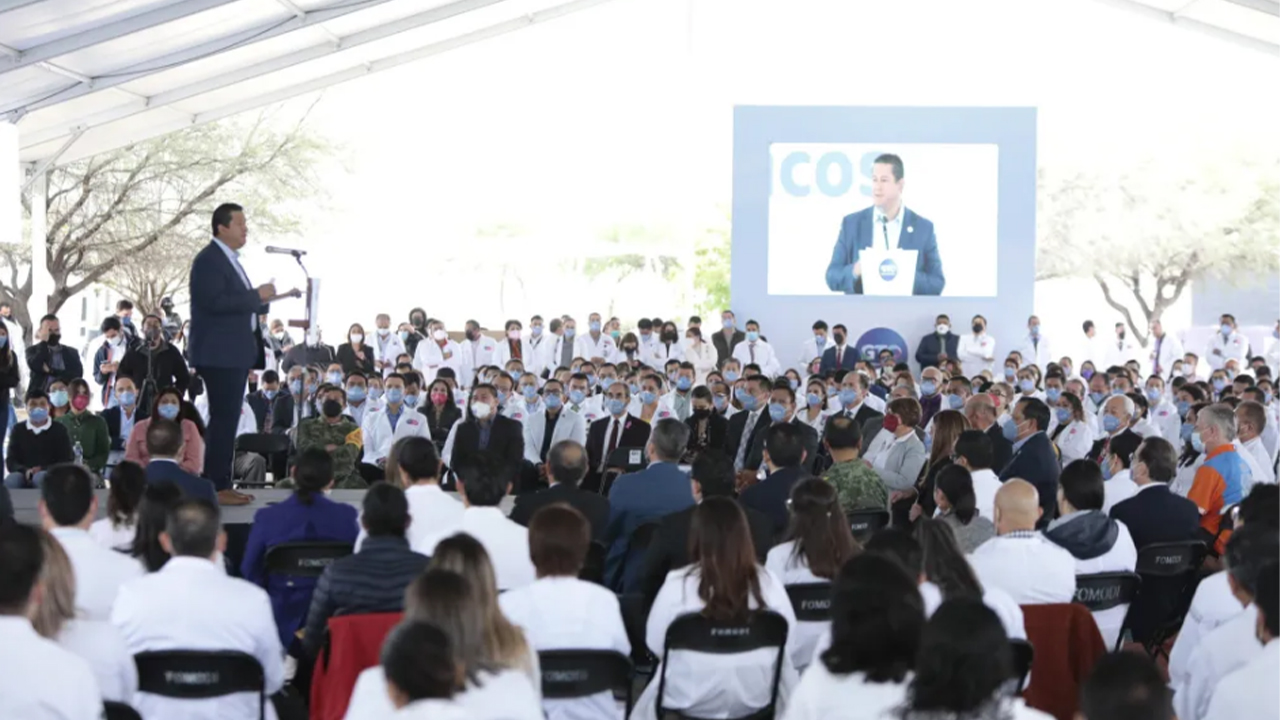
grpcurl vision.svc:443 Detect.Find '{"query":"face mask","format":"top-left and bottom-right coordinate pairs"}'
top-left (544, 394), bottom-right (563, 410)
top-left (1102, 414), bottom-right (1121, 433)
top-left (432, 330), bottom-right (447, 341)
top-left (1062, 365), bottom-right (1073, 377)
top-left (839, 389), bottom-right (860, 407)
top-left (71, 395), bottom-right (90, 412)
top-left (1102, 459), bottom-right (1115, 481)
top-left (28, 407), bottom-right (49, 424)
top-left (722, 318), bottom-right (734, 329)
top-left (676, 377), bottom-right (693, 392)
top-left (937, 324), bottom-right (950, 334)
top-left (692, 407), bottom-right (711, 420)
top-left (47, 332), bottom-right (62, 346)
top-left (568, 390), bottom-right (586, 406)
top-left (746, 331), bottom-right (760, 342)
top-left (947, 394), bottom-right (965, 410)
top-left (531, 325), bottom-right (543, 336)
top-left (586, 374), bottom-right (597, 387)
top-left (1145, 387), bottom-right (1162, 402)
top-left (1081, 369), bottom-right (1094, 381)
top-left (724, 371), bottom-right (739, 383)
top-left (326, 372), bottom-right (343, 385)
top-left (768, 403), bottom-right (788, 422)
top-left (883, 414), bottom-right (901, 432)
top-left (1089, 391), bottom-right (1106, 406)
top-left (607, 398), bottom-right (628, 416)
top-left (369, 387), bottom-right (384, 401)
top-left (588, 321), bottom-right (602, 333)
top-left (1045, 387), bottom-right (1062, 402)
top-left (639, 391), bottom-right (657, 405)
top-left (376, 327), bottom-right (390, 337)
top-left (1004, 368), bottom-right (1016, 380)
top-left (827, 385), bottom-right (838, 396)
top-left (50, 390), bottom-right (68, 408)
top-left (806, 392), bottom-right (822, 407)
top-left (1018, 379), bottom-right (1034, 393)
top-left (1029, 325), bottom-right (1040, 337)
top-left (832, 332), bottom-right (845, 345)
top-left (1172, 400), bottom-right (1190, 418)
top-left (785, 378), bottom-right (798, 391)
top-left (305, 383), bottom-right (318, 395)
top-left (924, 433), bottom-right (934, 452)
top-left (1179, 422), bottom-right (1193, 442)
top-left (1190, 431), bottom-right (1205, 453)
top-left (972, 323), bottom-right (983, 334)
top-left (522, 386), bottom-right (538, 401)
top-left (116, 390), bottom-right (137, 406)
top-left (507, 330), bottom-right (521, 341)
top-left (1212, 378), bottom-right (1226, 392)
top-left (628, 383), bottom-right (640, 395)
top-left (263, 389), bottom-right (277, 400)
top-left (1055, 407), bottom-right (1072, 424)
top-left (736, 389), bottom-right (758, 411)
top-left (420, 390), bottom-right (445, 406)
top-left (403, 393), bottom-right (419, 408)
top-left (1221, 323), bottom-right (1232, 336)
top-left (386, 388), bottom-right (405, 404)
top-left (471, 402), bottom-right (493, 420)
top-left (398, 330), bottom-right (410, 342)
top-left (599, 377), bottom-right (616, 391)
top-left (158, 404), bottom-right (180, 420)
top-left (350, 333), bottom-right (363, 344)
top-left (1002, 418), bottom-right (1020, 442)
top-left (713, 395), bottom-right (728, 411)
top-left (347, 386), bottom-right (366, 403)
top-left (289, 380), bottom-right (303, 395)
top-left (814, 334), bottom-right (826, 347)
top-left (322, 399), bottom-right (344, 418)
top-left (564, 327), bottom-right (576, 339)
top-left (921, 380), bottom-right (937, 396)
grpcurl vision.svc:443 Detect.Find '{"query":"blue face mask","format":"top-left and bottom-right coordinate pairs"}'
top-left (1111, 387), bottom-right (1125, 396)
top-left (946, 393), bottom-right (965, 410)
top-left (589, 321), bottom-right (602, 332)
top-left (564, 327), bottom-right (576, 338)
top-left (921, 380), bottom-right (937, 396)
top-left (677, 377), bottom-right (693, 391)
top-left (745, 331), bottom-right (760, 342)
top-left (1102, 459), bottom-right (1114, 481)
top-left (0, 336), bottom-right (7, 348)
top-left (838, 389), bottom-right (860, 407)
top-left (607, 398), bottom-right (628, 416)
top-left (1002, 418), bottom-right (1020, 442)
top-left (1180, 422), bottom-right (1193, 442)
top-left (806, 392), bottom-right (822, 407)
top-left (1004, 368), bottom-right (1017, 380)
top-left (1055, 407), bottom-right (1071, 424)
top-left (1212, 378), bottom-right (1226, 392)
top-left (398, 330), bottom-right (409, 342)
top-left (722, 318), bottom-right (734, 329)
top-left (1089, 391), bottom-right (1106, 406)
top-left (544, 393), bottom-right (563, 410)
top-left (369, 388), bottom-right (383, 401)
top-left (496, 390), bottom-right (508, 405)
top-left (28, 407), bottom-right (49, 424)
top-left (1221, 323), bottom-right (1232, 336)
top-left (667, 373), bottom-right (679, 385)
top-left (1029, 325), bottom-right (1040, 338)
top-left (628, 383), bottom-right (640, 395)
top-left (158, 404), bottom-right (180, 420)
top-left (403, 393), bottom-right (419, 408)
top-left (1062, 365), bottom-right (1073, 377)
top-left (568, 390), bottom-right (586, 406)
top-left (724, 371), bottom-right (739, 383)
top-left (1191, 431), bottom-right (1204, 453)
top-left (640, 391), bottom-right (657, 406)
top-left (1145, 387), bottom-right (1162, 402)
top-left (386, 388), bottom-right (405, 404)
top-left (50, 390), bottom-right (68, 408)
top-left (600, 377), bottom-right (615, 391)
top-left (826, 385), bottom-right (838, 396)
top-left (522, 386), bottom-right (538, 401)
top-left (290, 380), bottom-right (303, 395)
top-left (768, 402), bottom-right (788, 422)
top-left (814, 334), bottom-right (826, 347)
top-left (1102, 414), bottom-right (1121, 433)
top-left (1018, 379), bottom-right (1035, 393)
top-left (924, 433), bottom-right (934, 452)
top-left (713, 395), bottom-right (728, 411)
top-left (118, 390), bottom-right (137, 406)
top-left (736, 389), bottom-right (758, 411)
top-left (586, 374), bottom-right (597, 387)
top-left (1045, 387), bottom-right (1062, 403)
top-left (347, 386), bottom-right (366, 403)
top-left (262, 388), bottom-right (276, 401)
top-left (1176, 400), bottom-right (1190, 417)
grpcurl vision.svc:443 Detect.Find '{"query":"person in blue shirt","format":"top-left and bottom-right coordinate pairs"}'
top-left (240, 447), bottom-right (359, 649)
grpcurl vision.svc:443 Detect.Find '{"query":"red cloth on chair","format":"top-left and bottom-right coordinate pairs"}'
top-left (309, 612), bottom-right (403, 720)
top-left (1020, 603), bottom-right (1107, 720)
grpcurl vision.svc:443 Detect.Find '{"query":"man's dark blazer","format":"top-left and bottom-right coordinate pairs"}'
top-left (246, 390), bottom-right (277, 433)
top-left (1088, 429), bottom-right (1142, 465)
top-left (449, 416), bottom-right (524, 476)
top-left (638, 499), bottom-right (774, 609)
top-left (1109, 484), bottom-right (1201, 551)
top-left (985, 422), bottom-right (1014, 475)
top-left (509, 482), bottom-right (611, 542)
top-left (145, 459), bottom-right (217, 505)
top-left (745, 419), bottom-right (819, 474)
top-left (740, 465), bottom-right (810, 538)
top-left (25, 341), bottom-right (84, 392)
top-left (998, 432), bottom-right (1060, 529)
top-left (281, 343), bottom-right (337, 373)
top-left (604, 461), bottom-right (695, 592)
top-left (188, 240), bottom-right (268, 371)
top-left (102, 405), bottom-right (148, 451)
top-left (726, 409), bottom-right (770, 469)
top-left (824, 207), bottom-right (945, 296)
top-left (271, 393), bottom-right (302, 434)
top-left (915, 332), bottom-right (960, 369)
top-left (712, 330), bottom-right (746, 365)
top-left (586, 415), bottom-right (652, 475)
top-left (818, 345), bottom-right (859, 375)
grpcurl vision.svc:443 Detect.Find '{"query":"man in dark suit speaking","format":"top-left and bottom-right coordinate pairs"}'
top-left (189, 203), bottom-right (277, 505)
top-left (824, 153), bottom-right (945, 296)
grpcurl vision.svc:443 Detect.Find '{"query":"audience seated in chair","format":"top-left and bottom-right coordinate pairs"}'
top-left (89, 461), bottom-right (146, 552)
top-left (125, 387), bottom-right (205, 477)
top-left (1201, 560), bottom-right (1279, 720)
top-left (1109, 436), bottom-right (1201, 552)
top-left (1078, 652), bottom-right (1174, 720)
top-left (355, 437), bottom-right (462, 552)
top-left (969, 479), bottom-right (1077, 605)
top-left (4, 389), bottom-right (74, 490)
top-left (740, 422), bottom-right (816, 538)
top-left (510, 440), bottom-right (610, 542)
top-left (378, 620), bottom-right (472, 719)
top-left (142, 418), bottom-right (217, 505)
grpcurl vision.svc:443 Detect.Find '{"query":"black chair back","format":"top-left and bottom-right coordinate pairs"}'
top-left (607, 446), bottom-right (650, 473)
top-left (1135, 540), bottom-right (1206, 577)
top-left (846, 509), bottom-right (890, 539)
top-left (579, 540), bottom-right (607, 585)
top-left (235, 432), bottom-right (291, 456)
top-left (1131, 540), bottom-right (1206, 656)
top-left (539, 649), bottom-right (633, 713)
top-left (264, 540), bottom-right (354, 579)
top-left (785, 583), bottom-right (833, 623)
top-left (1008, 639), bottom-right (1034, 695)
top-left (134, 650), bottom-right (265, 720)
top-left (1073, 572), bottom-right (1142, 612)
top-left (656, 611), bottom-right (789, 720)
top-left (103, 701), bottom-right (143, 720)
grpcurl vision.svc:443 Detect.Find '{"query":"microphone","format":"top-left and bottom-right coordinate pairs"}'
top-left (880, 215), bottom-right (890, 250)
top-left (264, 246), bottom-right (306, 256)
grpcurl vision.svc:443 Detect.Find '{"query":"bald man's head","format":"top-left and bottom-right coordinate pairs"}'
top-left (965, 393), bottom-right (997, 431)
top-left (993, 478), bottom-right (1042, 534)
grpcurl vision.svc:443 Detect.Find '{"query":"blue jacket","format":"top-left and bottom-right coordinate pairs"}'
top-left (604, 461), bottom-right (694, 592)
top-left (188, 240), bottom-right (269, 370)
top-left (818, 345), bottom-right (859, 374)
top-left (999, 432), bottom-right (1061, 528)
top-left (145, 460), bottom-right (217, 505)
top-left (825, 207), bottom-right (945, 296)
top-left (240, 493), bottom-right (359, 648)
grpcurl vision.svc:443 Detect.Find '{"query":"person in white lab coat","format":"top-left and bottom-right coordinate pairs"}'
top-left (1265, 321), bottom-right (1280, 379)
top-left (371, 313), bottom-right (408, 378)
top-left (1145, 375), bottom-right (1181, 441)
top-left (1049, 391), bottom-right (1095, 467)
top-left (648, 321), bottom-right (685, 367)
top-left (414, 319), bottom-right (467, 387)
top-left (376, 621), bottom-right (473, 720)
top-left (957, 315), bottom-right (996, 378)
top-left (361, 375), bottom-right (432, 470)
top-left (496, 319), bottom-right (547, 379)
top-left (111, 499), bottom-right (285, 720)
top-left (1235, 401), bottom-right (1276, 485)
top-left (1042, 461), bottom-right (1137, 650)
top-left (781, 554), bottom-right (923, 720)
top-left (0, 523), bottom-right (104, 720)
top-left (353, 437), bottom-right (463, 552)
top-left (732, 320), bottom-right (782, 378)
top-left (1104, 322), bottom-right (1142, 369)
top-left (1206, 314), bottom-right (1251, 372)
top-left (38, 465), bottom-right (144, 621)
top-left (574, 313), bottom-right (617, 364)
top-left (765, 479), bottom-right (859, 670)
top-left (1147, 319), bottom-right (1185, 378)
top-left (31, 529), bottom-right (137, 703)
top-left (1240, 386), bottom-right (1280, 460)
top-left (796, 321), bottom-right (830, 375)
top-left (684, 327), bottom-right (718, 385)
top-left (458, 320), bottom-right (499, 384)
top-left (968, 480), bottom-right (1077, 606)
top-left (1015, 315), bottom-right (1053, 370)
top-left (522, 380), bottom-right (587, 467)
top-left (1202, 561), bottom-right (1279, 720)
top-left (500, 504), bottom-right (630, 720)
top-left (1173, 524), bottom-right (1277, 720)
top-left (635, 497), bottom-right (800, 720)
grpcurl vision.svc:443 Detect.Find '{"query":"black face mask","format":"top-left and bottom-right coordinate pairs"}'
top-left (47, 332), bottom-right (61, 346)
top-left (411, 318), bottom-right (425, 330)
top-left (662, 331), bottom-right (678, 343)
top-left (1117, 332), bottom-right (1126, 341)
top-left (691, 408), bottom-right (712, 420)
top-left (833, 332), bottom-right (845, 345)
top-left (972, 323), bottom-right (983, 334)
top-left (322, 399), bottom-right (344, 418)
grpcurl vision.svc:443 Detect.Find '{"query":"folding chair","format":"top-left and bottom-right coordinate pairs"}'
top-left (264, 541), bottom-right (354, 582)
top-left (785, 583), bottom-right (834, 623)
top-left (1009, 639), bottom-right (1034, 695)
top-left (1073, 572), bottom-right (1142, 651)
top-left (655, 611), bottom-right (790, 720)
top-left (579, 540), bottom-right (608, 586)
top-left (134, 650), bottom-right (266, 720)
top-left (103, 701), bottom-right (143, 720)
top-left (846, 509), bottom-right (890, 540)
top-left (539, 649), bottom-right (634, 715)
top-left (1131, 540), bottom-right (1206, 657)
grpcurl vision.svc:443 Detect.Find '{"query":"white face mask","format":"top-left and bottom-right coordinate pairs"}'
top-left (936, 324), bottom-right (949, 334)
top-left (432, 329), bottom-right (447, 341)
top-left (350, 333), bottom-right (363, 344)
top-left (471, 402), bottom-right (493, 420)
top-left (108, 335), bottom-right (123, 346)
top-left (376, 327), bottom-right (390, 337)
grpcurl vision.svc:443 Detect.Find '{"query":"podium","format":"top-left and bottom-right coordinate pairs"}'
top-left (287, 278), bottom-right (321, 337)
top-left (861, 248), bottom-right (918, 297)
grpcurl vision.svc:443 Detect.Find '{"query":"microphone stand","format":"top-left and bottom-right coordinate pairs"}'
top-left (288, 249), bottom-right (310, 432)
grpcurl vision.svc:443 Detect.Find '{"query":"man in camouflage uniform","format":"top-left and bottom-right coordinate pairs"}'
top-left (821, 414), bottom-right (889, 512)
top-left (293, 385), bottom-right (366, 489)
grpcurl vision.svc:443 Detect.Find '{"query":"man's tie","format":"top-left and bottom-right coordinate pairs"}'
top-left (836, 347), bottom-right (843, 366)
top-left (607, 420), bottom-right (623, 458)
top-left (735, 412), bottom-right (758, 471)
top-left (749, 344), bottom-right (756, 363)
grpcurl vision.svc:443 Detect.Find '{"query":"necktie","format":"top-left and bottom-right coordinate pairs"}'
top-left (735, 411), bottom-right (758, 471)
top-left (606, 419), bottom-right (623, 467)
top-left (749, 344), bottom-right (756, 363)
top-left (836, 347), bottom-right (843, 366)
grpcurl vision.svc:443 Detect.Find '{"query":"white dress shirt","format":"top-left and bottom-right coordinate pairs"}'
top-left (574, 332), bottom-right (617, 363)
top-left (1102, 470), bottom-right (1140, 514)
top-left (766, 542), bottom-right (830, 670)
top-left (110, 556), bottom-right (285, 720)
top-left (0, 616), bottom-right (103, 720)
top-left (50, 526), bottom-right (144, 621)
top-left (344, 666), bottom-right (542, 720)
top-left (731, 338), bottom-right (782, 378)
top-left (413, 506), bottom-right (535, 591)
top-left (957, 333), bottom-right (996, 377)
top-left (1240, 436), bottom-right (1276, 485)
top-left (354, 482), bottom-right (464, 552)
top-left (633, 566), bottom-right (799, 720)
top-left (1169, 572), bottom-right (1243, 687)
top-left (1233, 438), bottom-right (1265, 493)
top-left (388, 698), bottom-right (474, 719)
top-left (58, 618), bottom-right (138, 703)
top-left (1173, 604), bottom-right (1260, 720)
top-left (918, 581), bottom-right (1027, 642)
top-left (969, 468), bottom-right (1001, 524)
top-left (969, 532), bottom-right (1077, 605)
top-left (1203, 640), bottom-right (1279, 720)
top-left (499, 575), bottom-right (631, 720)
top-left (781, 667), bottom-right (907, 720)
top-left (89, 516), bottom-right (137, 552)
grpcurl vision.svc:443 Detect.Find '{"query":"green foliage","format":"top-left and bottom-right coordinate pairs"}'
top-left (692, 217), bottom-right (730, 318)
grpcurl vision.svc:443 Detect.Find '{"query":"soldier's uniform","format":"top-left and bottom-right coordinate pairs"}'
top-left (291, 416), bottom-right (366, 489)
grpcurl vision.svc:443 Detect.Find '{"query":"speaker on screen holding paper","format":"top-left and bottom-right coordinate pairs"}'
top-left (824, 153), bottom-right (946, 296)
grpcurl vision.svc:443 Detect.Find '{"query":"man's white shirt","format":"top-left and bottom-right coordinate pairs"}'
top-left (0, 616), bottom-right (103, 720)
top-left (1173, 604), bottom-right (1260, 720)
top-left (968, 532), bottom-right (1077, 605)
top-left (355, 482), bottom-right (464, 552)
top-left (731, 339), bottom-right (781, 378)
top-left (50, 526), bottom-right (144, 621)
top-left (412, 506), bottom-right (536, 591)
top-left (1203, 641), bottom-right (1279, 720)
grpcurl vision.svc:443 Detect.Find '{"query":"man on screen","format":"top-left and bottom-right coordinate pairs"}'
top-left (824, 153), bottom-right (945, 296)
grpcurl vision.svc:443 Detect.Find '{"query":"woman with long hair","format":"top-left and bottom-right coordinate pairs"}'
top-left (896, 599), bottom-right (1050, 720)
top-left (89, 461), bottom-right (147, 551)
top-left (635, 497), bottom-right (799, 720)
top-left (911, 409), bottom-right (969, 521)
top-left (32, 530), bottom-right (137, 702)
top-left (129, 481), bottom-right (184, 572)
top-left (0, 319), bottom-right (18, 471)
top-left (123, 387), bottom-right (205, 473)
top-left (685, 326), bottom-right (717, 384)
top-left (1051, 391), bottom-right (1094, 465)
top-left (915, 519), bottom-right (1025, 642)
top-left (422, 378), bottom-right (462, 444)
top-left (766, 478), bottom-right (860, 667)
top-left (798, 379), bottom-right (830, 434)
top-left (344, 569), bottom-right (542, 720)
top-left (48, 379), bottom-right (71, 420)
top-left (337, 322), bottom-right (377, 377)
top-left (649, 321), bottom-right (685, 367)
top-left (782, 554), bottom-right (925, 720)
top-left (931, 466), bottom-right (996, 553)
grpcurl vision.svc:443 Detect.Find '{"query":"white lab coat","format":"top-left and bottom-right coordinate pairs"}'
top-left (1053, 420), bottom-right (1095, 465)
top-left (1173, 604), bottom-right (1260, 720)
top-left (1151, 401), bottom-right (1180, 443)
top-left (58, 618), bottom-right (138, 703)
top-left (649, 341), bottom-right (685, 367)
top-left (957, 333), bottom-right (996, 377)
top-left (795, 337), bottom-right (828, 374)
top-left (969, 469), bottom-right (1002, 524)
top-left (413, 506), bottom-right (536, 591)
top-left (1015, 334), bottom-right (1053, 370)
top-left (413, 339), bottom-right (467, 387)
top-left (459, 336), bottom-right (501, 382)
top-left (1206, 330), bottom-right (1250, 371)
top-left (1265, 334), bottom-right (1280, 378)
top-left (354, 482), bottom-right (464, 552)
top-left (1232, 438), bottom-right (1265, 493)
top-left (360, 406), bottom-right (431, 466)
top-left (968, 534), bottom-right (1077, 606)
top-left (685, 340), bottom-right (718, 384)
top-left (628, 396), bottom-right (679, 424)
top-left (371, 330), bottom-right (407, 377)
top-left (634, 566), bottom-right (799, 720)
top-left (1169, 572), bottom-right (1239, 687)
top-left (1047, 513), bottom-right (1137, 650)
top-left (1149, 332), bottom-right (1185, 378)
top-left (523, 409), bottom-right (587, 464)
top-left (1240, 436), bottom-right (1276, 485)
top-left (1078, 334), bottom-right (1110, 370)
top-left (781, 668), bottom-right (908, 720)
top-left (110, 556), bottom-right (285, 720)
top-left (386, 699), bottom-right (474, 720)
top-left (1101, 469), bottom-right (1139, 514)
top-left (499, 576), bottom-right (632, 720)
top-left (1203, 641), bottom-right (1279, 720)
top-left (732, 339), bottom-right (782, 378)
top-left (89, 516), bottom-right (137, 552)
top-left (497, 336), bottom-right (552, 378)
top-left (344, 666), bottom-right (543, 720)
top-left (49, 527), bottom-right (145, 622)
top-left (564, 394), bottom-right (605, 426)
top-left (765, 542), bottom-right (830, 670)
top-left (0, 617), bottom-right (103, 720)
top-left (574, 332), bottom-right (617, 363)
top-left (1103, 338), bottom-right (1141, 369)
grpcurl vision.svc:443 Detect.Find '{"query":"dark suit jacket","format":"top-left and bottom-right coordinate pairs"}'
top-left (102, 405), bottom-right (147, 451)
top-left (25, 342), bottom-right (84, 392)
top-left (915, 332), bottom-right (960, 369)
top-left (422, 403), bottom-right (463, 444)
top-left (1109, 484), bottom-right (1201, 551)
top-left (740, 465), bottom-right (810, 538)
top-left (745, 419), bottom-right (819, 474)
top-left (638, 499), bottom-right (775, 609)
top-left (726, 410), bottom-right (770, 469)
top-left (684, 413), bottom-right (729, 461)
top-left (509, 482), bottom-right (611, 542)
top-left (281, 343), bottom-right (337, 373)
top-left (336, 343), bottom-right (377, 377)
top-left (188, 240), bottom-right (268, 370)
top-left (986, 422), bottom-right (1014, 475)
top-left (246, 391), bottom-right (277, 433)
top-left (818, 345), bottom-right (859, 375)
top-left (1088, 429), bottom-right (1142, 465)
top-left (586, 415), bottom-right (652, 474)
top-left (712, 330), bottom-right (746, 365)
top-left (604, 461), bottom-right (695, 591)
top-left (998, 432), bottom-right (1060, 529)
top-left (450, 416), bottom-right (524, 475)
top-left (145, 459), bottom-right (217, 505)
top-left (271, 393), bottom-right (302, 434)
top-left (839, 403), bottom-right (884, 453)
top-left (824, 207), bottom-right (945, 296)
top-left (117, 344), bottom-right (190, 403)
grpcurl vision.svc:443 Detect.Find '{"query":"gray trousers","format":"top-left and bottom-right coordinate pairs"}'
top-left (233, 451), bottom-right (267, 486)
